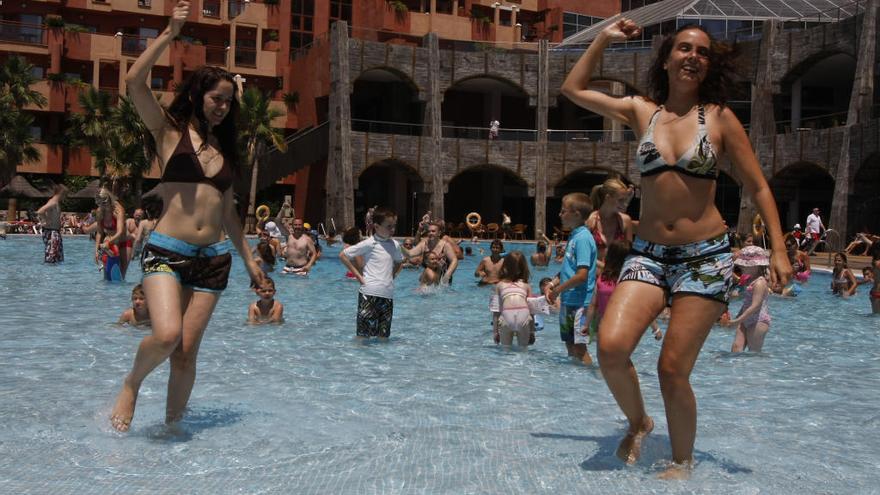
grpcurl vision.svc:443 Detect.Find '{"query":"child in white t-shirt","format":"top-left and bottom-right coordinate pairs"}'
top-left (339, 207), bottom-right (404, 339)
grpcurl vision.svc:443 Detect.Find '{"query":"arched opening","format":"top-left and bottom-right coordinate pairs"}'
top-left (445, 166), bottom-right (532, 237)
top-left (546, 168), bottom-right (628, 236)
top-left (776, 53), bottom-right (855, 132)
top-left (548, 81), bottom-right (637, 142)
top-left (849, 153), bottom-right (880, 239)
top-left (442, 77), bottom-right (534, 140)
top-left (769, 162), bottom-right (834, 231)
top-left (356, 160), bottom-right (425, 236)
top-left (351, 68), bottom-right (424, 135)
top-left (715, 171), bottom-right (741, 229)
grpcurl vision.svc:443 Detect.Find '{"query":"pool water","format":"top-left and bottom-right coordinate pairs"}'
top-left (1, 236), bottom-right (878, 494)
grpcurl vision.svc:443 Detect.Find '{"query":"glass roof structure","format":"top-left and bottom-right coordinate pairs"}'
top-left (558, 0), bottom-right (865, 45)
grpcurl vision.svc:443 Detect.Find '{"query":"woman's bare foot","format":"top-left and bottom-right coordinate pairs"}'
top-left (110, 377), bottom-right (138, 432)
top-left (616, 416), bottom-right (654, 464)
top-left (658, 460), bottom-right (693, 480)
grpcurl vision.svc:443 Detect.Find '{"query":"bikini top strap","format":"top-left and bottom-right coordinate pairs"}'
top-left (697, 104), bottom-right (707, 132)
top-left (645, 107), bottom-right (662, 137)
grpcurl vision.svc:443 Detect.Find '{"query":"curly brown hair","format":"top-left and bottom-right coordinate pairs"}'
top-left (648, 25), bottom-right (739, 107)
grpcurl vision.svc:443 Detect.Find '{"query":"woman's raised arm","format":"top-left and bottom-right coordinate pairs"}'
top-left (125, 0), bottom-right (190, 135)
top-left (561, 19), bottom-right (643, 128)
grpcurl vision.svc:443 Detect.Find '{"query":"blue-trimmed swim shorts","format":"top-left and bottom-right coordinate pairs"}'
top-left (619, 234), bottom-right (734, 304)
top-left (141, 231), bottom-right (233, 293)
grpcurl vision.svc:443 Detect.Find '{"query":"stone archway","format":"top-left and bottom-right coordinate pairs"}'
top-left (444, 165), bottom-right (532, 237)
top-left (356, 159), bottom-right (425, 236)
top-left (776, 53), bottom-right (855, 131)
top-left (442, 76), bottom-right (534, 140)
top-left (769, 162), bottom-right (835, 231)
top-left (351, 68), bottom-right (424, 134)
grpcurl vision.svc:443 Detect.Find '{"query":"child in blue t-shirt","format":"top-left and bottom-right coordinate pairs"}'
top-left (547, 192), bottom-right (598, 365)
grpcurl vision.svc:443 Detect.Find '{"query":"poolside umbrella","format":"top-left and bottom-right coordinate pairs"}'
top-left (0, 175), bottom-right (52, 198)
top-left (69, 179), bottom-right (103, 199)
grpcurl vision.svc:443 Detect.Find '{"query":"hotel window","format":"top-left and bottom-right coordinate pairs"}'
top-left (330, 0), bottom-right (352, 23)
top-left (562, 13), bottom-right (603, 39)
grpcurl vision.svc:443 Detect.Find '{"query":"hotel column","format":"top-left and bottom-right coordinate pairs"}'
top-left (425, 33), bottom-right (445, 222)
top-left (830, 0), bottom-right (877, 244)
top-left (534, 39), bottom-right (549, 238)
top-left (737, 19), bottom-right (779, 236)
top-left (327, 21), bottom-right (355, 229)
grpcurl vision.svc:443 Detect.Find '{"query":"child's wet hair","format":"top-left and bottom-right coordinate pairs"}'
top-left (261, 277), bottom-right (275, 290)
top-left (539, 277), bottom-right (552, 291)
top-left (131, 284), bottom-right (144, 298)
top-left (500, 251), bottom-right (529, 283)
top-left (342, 227), bottom-right (361, 245)
top-left (561, 192), bottom-right (592, 219)
top-left (491, 239), bottom-right (504, 251)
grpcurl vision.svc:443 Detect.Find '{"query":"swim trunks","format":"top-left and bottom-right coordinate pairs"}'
top-left (283, 263), bottom-right (308, 275)
top-left (559, 304), bottom-right (584, 344)
top-left (356, 293), bottom-right (393, 338)
top-left (141, 231), bottom-right (232, 292)
top-left (42, 228), bottom-right (63, 263)
top-left (619, 233), bottom-right (734, 304)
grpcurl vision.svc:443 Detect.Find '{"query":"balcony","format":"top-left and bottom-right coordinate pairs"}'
top-left (25, 80), bottom-right (52, 112)
top-left (234, 46), bottom-right (257, 68)
top-left (18, 143), bottom-right (63, 174)
top-left (121, 35), bottom-right (149, 56)
top-left (206, 44), bottom-right (228, 66)
top-left (0, 21), bottom-right (48, 52)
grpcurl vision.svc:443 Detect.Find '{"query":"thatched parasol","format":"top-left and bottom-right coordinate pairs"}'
top-left (0, 175), bottom-right (52, 198)
top-left (69, 179), bottom-right (103, 199)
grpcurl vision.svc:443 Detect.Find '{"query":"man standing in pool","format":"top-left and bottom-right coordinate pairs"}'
top-left (36, 184), bottom-right (68, 263)
top-left (339, 207), bottom-right (404, 339)
top-left (402, 221), bottom-right (459, 284)
top-left (562, 19), bottom-right (791, 478)
top-left (283, 218), bottom-right (317, 275)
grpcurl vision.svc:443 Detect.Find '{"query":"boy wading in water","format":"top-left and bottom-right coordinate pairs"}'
top-left (339, 207), bottom-right (404, 340)
top-left (547, 192), bottom-right (598, 365)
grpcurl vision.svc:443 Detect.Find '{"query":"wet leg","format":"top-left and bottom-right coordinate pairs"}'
top-left (165, 289), bottom-right (220, 424)
top-left (110, 275), bottom-right (183, 431)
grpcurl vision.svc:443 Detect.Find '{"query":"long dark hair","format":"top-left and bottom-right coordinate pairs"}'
top-left (500, 251), bottom-right (530, 283)
top-left (166, 66), bottom-right (240, 174)
top-left (648, 24), bottom-right (739, 107)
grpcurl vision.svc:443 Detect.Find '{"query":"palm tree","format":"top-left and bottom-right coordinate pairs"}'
top-left (66, 86), bottom-right (116, 179)
top-left (238, 87), bottom-right (286, 232)
top-left (0, 56), bottom-right (47, 188)
top-left (112, 95), bottom-right (156, 205)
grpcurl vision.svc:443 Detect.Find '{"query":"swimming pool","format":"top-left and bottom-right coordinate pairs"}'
top-left (0, 236), bottom-right (877, 494)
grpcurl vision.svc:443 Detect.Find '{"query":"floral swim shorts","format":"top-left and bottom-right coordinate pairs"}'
top-left (619, 234), bottom-right (734, 305)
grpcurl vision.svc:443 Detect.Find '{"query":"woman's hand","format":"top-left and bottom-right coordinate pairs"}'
top-left (768, 249), bottom-right (793, 288)
top-left (601, 18), bottom-right (642, 42)
top-left (169, 1), bottom-right (190, 37)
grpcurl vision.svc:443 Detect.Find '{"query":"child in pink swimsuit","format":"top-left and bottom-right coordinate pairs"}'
top-left (726, 245), bottom-right (771, 352)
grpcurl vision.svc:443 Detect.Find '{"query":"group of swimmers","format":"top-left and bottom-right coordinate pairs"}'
top-left (36, 5), bottom-right (875, 477)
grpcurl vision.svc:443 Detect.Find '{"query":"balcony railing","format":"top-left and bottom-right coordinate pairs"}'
top-left (352, 119), bottom-right (425, 136)
top-left (205, 44), bottom-right (228, 66)
top-left (443, 125), bottom-right (537, 141)
top-left (0, 21), bottom-right (47, 46)
top-left (121, 35), bottom-right (149, 56)
top-left (234, 46), bottom-right (257, 67)
top-left (547, 129), bottom-right (637, 142)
